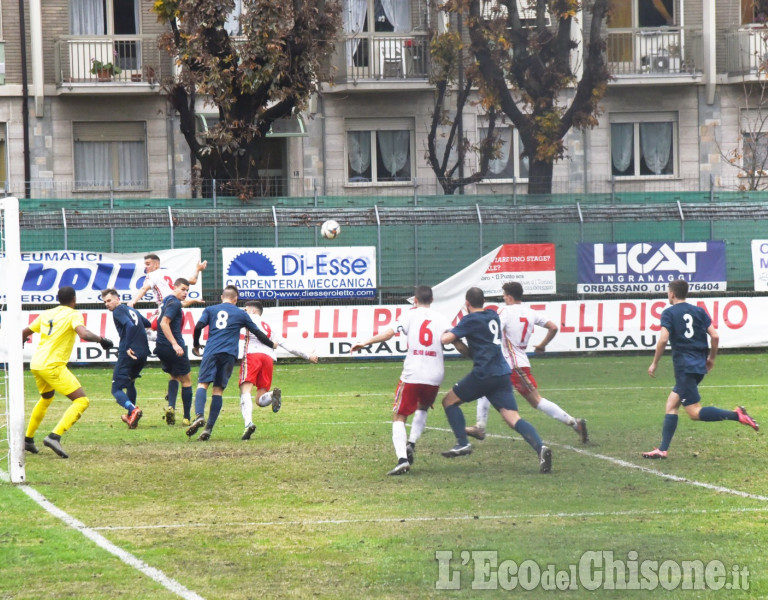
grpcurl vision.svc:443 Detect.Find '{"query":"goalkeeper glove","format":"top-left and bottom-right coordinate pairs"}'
top-left (99, 337), bottom-right (114, 350)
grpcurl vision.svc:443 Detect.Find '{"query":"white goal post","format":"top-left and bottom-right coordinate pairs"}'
top-left (0, 197), bottom-right (25, 483)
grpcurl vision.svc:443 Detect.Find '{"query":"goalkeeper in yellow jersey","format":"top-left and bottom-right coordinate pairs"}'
top-left (22, 286), bottom-right (114, 459)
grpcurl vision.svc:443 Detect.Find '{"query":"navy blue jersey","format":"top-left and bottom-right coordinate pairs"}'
top-left (450, 309), bottom-right (511, 378)
top-left (196, 303), bottom-right (271, 358)
top-left (156, 295), bottom-right (185, 350)
top-left (660, 302), bottom-right (712, 375)
top-left (112, 304), bottom-right (151, 357)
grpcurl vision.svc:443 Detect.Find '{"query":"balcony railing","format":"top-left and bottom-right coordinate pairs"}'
top-left (331, 34), bottom-right (430, 83)
top-left (606, 27), bottom-right (700, 77)
top-left (726, 27), bottom-right (768, 76)
top-left (54, 35), bottom-right (165, 86)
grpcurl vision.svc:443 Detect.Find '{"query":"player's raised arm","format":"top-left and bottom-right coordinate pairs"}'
top-left (350, 327), bottom-right (395, 353)
top-left (75, 324), bottom-right (113, 349)
top-left (187, 260), bottom-right (208, 286)
top-left (128, 280), bottom-right (152, 308)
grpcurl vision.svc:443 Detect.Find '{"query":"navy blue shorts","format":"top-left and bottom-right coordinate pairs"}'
top-left (453, 371), bottom-right (518, 412)
top-left (112, 354), bottom-right (148, 388)
top-left (673, 369), bottom-right (704, 406)
top-left (197, 352), bottom-right (236, 389)
top-left (155, 344), bottom-right (191, 377)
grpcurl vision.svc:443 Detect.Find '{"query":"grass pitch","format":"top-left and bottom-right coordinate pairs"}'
top-left (2, 353), bottom-right (768, 599)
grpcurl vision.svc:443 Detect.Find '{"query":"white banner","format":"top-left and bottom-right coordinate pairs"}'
top-left (752, 240), bottom-right (768, 291)
top-left (222, 247), bottom-right (377, 300)
top-left (12, 248), bottom-right (203, 304)
top-left (12, 297), bottom-right (768, 363)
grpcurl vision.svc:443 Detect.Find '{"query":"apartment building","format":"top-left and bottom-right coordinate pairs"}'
top-left (3, 1), bottom-right (767, 198)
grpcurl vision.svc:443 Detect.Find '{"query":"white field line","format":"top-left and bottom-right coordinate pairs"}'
top-left (0, 469), bottom-right (206, 600)
top-left (86, 505), bottom-right (768, 532)
top-left (427, 426), bottom-right (768, 502)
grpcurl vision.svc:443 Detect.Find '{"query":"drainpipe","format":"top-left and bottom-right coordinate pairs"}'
top-left (18, 0), bottom-right (31, 198)
top-left (29, 0), bottom-right (44, 116)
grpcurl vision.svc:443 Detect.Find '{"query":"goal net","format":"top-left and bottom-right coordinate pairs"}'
top-left (0, 197), bottom-right (25, 483)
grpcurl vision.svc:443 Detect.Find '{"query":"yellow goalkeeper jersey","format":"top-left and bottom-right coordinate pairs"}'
top-left (28, 305), bottom-right (84, 370)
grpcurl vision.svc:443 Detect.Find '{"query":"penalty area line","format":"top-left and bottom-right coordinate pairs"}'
top-left (426, 426), bottom-right (768, 502)
top-left (0, 469), bottom-right (206, 600)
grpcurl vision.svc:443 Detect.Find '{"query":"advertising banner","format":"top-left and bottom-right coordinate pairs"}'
top-left (751, 240), bottom-right (768, 291)
top-left (479, 243), bottom-right (556, 295)
top-left (430, 244), bottom-right (556, 320)
top-left (577, 242), bottom-right (727, 294)
top-left (222, 247), bottom-right (377, 300)
top-left (11, 248), bottom-right (204, 304)
top-left (14, 297), bottom-right (768, 363)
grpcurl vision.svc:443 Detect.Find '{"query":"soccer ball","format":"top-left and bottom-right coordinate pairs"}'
top-left (321, 219), bottom-right (341, 240)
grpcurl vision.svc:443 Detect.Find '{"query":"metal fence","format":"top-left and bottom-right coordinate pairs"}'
top-left (15, 191), bottom-right (768, 306)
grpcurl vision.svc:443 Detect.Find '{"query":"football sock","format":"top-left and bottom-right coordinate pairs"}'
top-left (659, 414), bottom-right (678, 451)
top-left (537, 398), bottom-right (576, 426)
top-left (240, 393), bottom-right (253, 426)
top-left (698, 406), bottom-right (737, 421)
top-left (52, 396), bottom-right (89, 436)
top-left (476, 396), bottom-right (490, 428)
top-left (112, 387), bottom-right (135, 412)
top-left (126, 382), bottom-right (137, 405)
top-left (167, 379), bottom-right (180, 409)
top-left (392, 421), bottom-right (408, 460)
top-left (26, 395), bottom-right (54, 438)
top-left (445, 404), bottom-right (469, 446)
top-left (194, 387), bottom-right (208, 417)
top-left (408, 409), bottom-right (428, 443)
top-left (257, 392), bottom-right (273, 407)
top-left (181, 386), bottom-right (192, 420)
top-left (514, 419), bottom-right (543, 454)
top-left (207, 395), bottom-right (223, 429)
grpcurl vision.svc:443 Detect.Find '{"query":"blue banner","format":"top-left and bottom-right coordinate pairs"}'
top-left (577, 241), bottom-right (727, 294)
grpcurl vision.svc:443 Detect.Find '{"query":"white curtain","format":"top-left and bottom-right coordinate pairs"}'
top-left (117, 141), bottom-right (148, 188)
top-left (377, 130), bottom-right (410, 178)
top-left (348, 131), bottom-right (372, 179)
top-left (74, 141), bottom-right (110, 186)
top-left (484, 126), bottom-right (512, 176)
top-left (640, 122), bottom-right (672, 174)
top-left (225, 0), bottom-right (243, 36)
top-left (611, 123), bottom-right (633, 173)
top-left (71, 0), bottom-right (106, 35)
top-left (380, 0), bottom-right (411, 31)
top-left (344, 0), bottom-right (369, 67)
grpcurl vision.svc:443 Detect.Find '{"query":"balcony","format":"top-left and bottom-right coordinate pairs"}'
top-left (726, 27), bottom-right (768, 79)
top-left (328, 34), bottom-right (430, 88)
top-left (54, 36), bottom-right (166, 90)
top-left (606, 27), bottom-right (701, 82)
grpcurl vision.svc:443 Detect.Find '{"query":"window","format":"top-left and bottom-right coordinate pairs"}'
top-left (70, 0), bottom-right (140, 70)
top-left (607, 0), bottom-right (675, 28)
top-left (343, 0), bottom-right (412, 35)
top-left (480, 0), bottom-right (552, 27)
top-left (73, 122), bottom-right (148, 190)
top-left (478, 122), bottom-right (529, 181)
top-left (346, 120), bottom-right (413, 183)
top-left (743, 0), bottom-right (768, 25)
top-left (741, 110), bottom-right (768, 173)
top-left (610, 114), bottom-right (677, 177)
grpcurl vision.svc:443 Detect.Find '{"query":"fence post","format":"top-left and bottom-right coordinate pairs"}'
top-left (476, 203), bottom-right (483, 257)
top-left (272, 205), bottom-right (279, 307)
top-left (677, 200), bottom-right (685, 241)
top-left (167, 206), bottom-right (174, 249)
top-left (414, 180), bottom-right (418, 285)
top-left (213, 190), bottom-right (218, 293)
top-left (512, 176), bottom-right (517, 242)
top-left (62, 207), bottom-right (68, 249)
top-left (212, 179), bottom-right (217, 205)
top-left (611, 176), bottom-right (616, 204)
top-left (576, 202), bottom-right (583, 243)
top-left (109, 181), bottom-right (115, 252)
top-left (375, 204), bottom-right (382, 305)
top-left (709, 174), bottom-right (715, 240)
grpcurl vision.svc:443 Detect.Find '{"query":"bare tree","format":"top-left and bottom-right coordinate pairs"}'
top-left (153, 0), bottom-right (341, 198)
top-left (441, 0), bottom-right (610, 194)
top-left (425, 12), bottom-right (500, 195)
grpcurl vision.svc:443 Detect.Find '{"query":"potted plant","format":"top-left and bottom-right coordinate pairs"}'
top-left (90, 58), bottom-right (122, 81)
